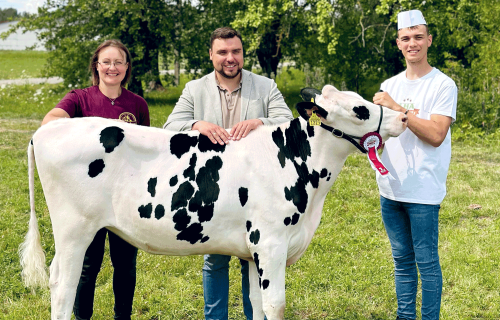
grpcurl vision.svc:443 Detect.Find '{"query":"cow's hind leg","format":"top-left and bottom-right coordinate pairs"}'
top-left (248, 260), bottom-right (265, 320)
top-left (49, 229), bottom-right (97, 320)
top-left (250, 243), bottom-right (287, 320)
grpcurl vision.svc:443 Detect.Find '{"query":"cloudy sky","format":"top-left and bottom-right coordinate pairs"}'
top-left (0, 0), bottom-right (47, 14)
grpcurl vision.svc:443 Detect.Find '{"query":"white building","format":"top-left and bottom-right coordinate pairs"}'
top-left (0, 21), bottom-right (45, 50)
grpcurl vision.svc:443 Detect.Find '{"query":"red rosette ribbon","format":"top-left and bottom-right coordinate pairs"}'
top-left (359, 132), bottom-right (391, 177)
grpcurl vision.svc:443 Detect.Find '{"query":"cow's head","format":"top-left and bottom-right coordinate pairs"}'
top-left (296, 85), bottom-right (407, 144)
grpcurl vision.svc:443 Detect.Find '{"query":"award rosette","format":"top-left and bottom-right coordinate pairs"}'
top-left (359, 132), bottom-right (393, 178)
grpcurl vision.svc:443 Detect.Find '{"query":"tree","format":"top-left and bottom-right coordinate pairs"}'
top-left (0, 8), bottom-right (19, 22)
top-left (290, 0), bottom-right (400, 96)
top-left (2, 0), bottom-right (170, 96)
top-left (232, 0), bottom-right (309, 78)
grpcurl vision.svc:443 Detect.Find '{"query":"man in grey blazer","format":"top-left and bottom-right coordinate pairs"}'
top-left (164, 27), bottom-right (293, 320)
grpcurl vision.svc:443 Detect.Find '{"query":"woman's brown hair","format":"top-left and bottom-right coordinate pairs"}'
top-left (89, 39), bottom-right (132, 87)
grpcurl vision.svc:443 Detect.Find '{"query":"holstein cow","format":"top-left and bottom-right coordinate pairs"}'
top-left (21, 85), bottom-right (407, 320)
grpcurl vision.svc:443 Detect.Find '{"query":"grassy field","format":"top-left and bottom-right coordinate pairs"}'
top-left (1, 56), bottom-right (500, 319)
top-left (0, 50), bottom-right (49, 80)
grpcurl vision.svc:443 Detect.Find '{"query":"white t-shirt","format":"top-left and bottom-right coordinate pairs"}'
top-left (377, 68), bottom-right (457, 205)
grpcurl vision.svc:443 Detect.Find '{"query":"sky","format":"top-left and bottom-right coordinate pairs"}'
top-left (0, 0), bottom-right (47, 14)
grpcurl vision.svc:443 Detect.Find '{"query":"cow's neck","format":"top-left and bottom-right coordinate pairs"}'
top-left (303, 118), bottom-right (354, 181)
top-left (278, 118), bottom-right (357, 265)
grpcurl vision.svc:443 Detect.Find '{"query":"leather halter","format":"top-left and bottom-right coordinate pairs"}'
top-left (317, 105), bottom-right (384, 154)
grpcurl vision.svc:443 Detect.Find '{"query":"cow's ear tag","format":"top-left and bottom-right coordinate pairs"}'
top-left (309, 111), bottom-right (321, 126)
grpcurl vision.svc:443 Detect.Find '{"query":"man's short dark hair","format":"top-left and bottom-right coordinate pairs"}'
top-left (397, 24), bottom-right (430, 38)
top-left (210, 27), bottom-right (243, 48)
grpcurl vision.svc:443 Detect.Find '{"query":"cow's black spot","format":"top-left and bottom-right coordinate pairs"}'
top-left (155, 204), bottom-right (165, 220)
top-left (272, 127), bottom-right (287, 168)
top-left (171, 181), bottom-right (195, 211)
top-left (173, 208), bottom-right (190, 231)
top-left (239, 187), bottom-right (248, 207)
top-left (262, 280), bottom-right (270, 290)
top-left (291, 213), bottom-right (300, 225)
top-left (100, 126), bottom-right (124, 153)
top-left (198, 135), bottom-right (226, 153)
top-left (138, 203), bottom-right (152, 219)
top-left (30, 139), bottom-right (33, 145)
top-left (196, 156), bottom-right (223, 205)
top-left (353, 106), bottom-right (370, 121)
top-left (293, 161), bottom-right (310, 184)
top-left (253, 253), bottom-right (263, 277)
top-left (310, 170), bottom-right (319, 188)
top-left (177, 223), bottom-right (204, 244)
top-left (327, 172), bottom-right (332, 181)
top-left (170, 175), bottom-right (178, 187)
top-left (320, 168), bottom-right (328, 178)
top-left (188, 191), bottom-right (202, 213)
top-left (284, 217), bottom-right (291, 226)
top-left (249, 229), bottom-right (260, 245)
top-left (88, 159), bottom-right (105, 178)
top-left (285, 179), bottom-right (308, 213)
top-left (272, 118), bottom-right (311, 165)
top-left (197, 203), bottom-right (214, 223)
top-left (170, 134), bottom-right (198, 159)
top-left (172, 156), bottom-right (224, 245)
top-left (306, 124), bottom-right (315, 138)
top-left (148, 177), bottom-right (157, 197)
top-left (183, 154), bottom-right (197, 181)
top-left (284, 187), bottom-right (292, 201)
top-left (246, 220), bottom-right (252, 232)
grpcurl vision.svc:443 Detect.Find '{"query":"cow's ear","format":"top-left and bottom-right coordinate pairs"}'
top-left (300, 87), bottom-right (322, 103)
top-left (296, 101), bottom-right (329, 121)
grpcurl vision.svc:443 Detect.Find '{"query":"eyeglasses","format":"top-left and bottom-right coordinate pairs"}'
top-left (98, 61), bottom-right (128, 68)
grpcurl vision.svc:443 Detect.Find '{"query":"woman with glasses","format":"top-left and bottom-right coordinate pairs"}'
top-left (41, 39), bottom-right (149, 320)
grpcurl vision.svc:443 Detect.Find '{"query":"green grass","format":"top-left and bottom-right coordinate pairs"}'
top-left (0, 50), bottom-right (49, 79)
top-left (1, 63), bottom-right (500, 319)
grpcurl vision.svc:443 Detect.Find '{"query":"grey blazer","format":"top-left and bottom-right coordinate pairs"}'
top-left (163, 69), bottom-right (293, 131)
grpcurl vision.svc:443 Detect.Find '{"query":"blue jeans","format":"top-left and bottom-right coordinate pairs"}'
top-left (203, 254), bottom-right (254, 320)
top-left (380, 196), bottom-right (442, 320)
top-left (73, 228), bottom-right (138, 320)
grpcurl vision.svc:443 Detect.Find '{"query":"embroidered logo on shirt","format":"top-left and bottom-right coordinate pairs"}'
top-left (119, 112), bottom-right (137, 124)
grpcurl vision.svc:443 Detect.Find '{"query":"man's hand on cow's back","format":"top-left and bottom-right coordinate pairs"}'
top-left (373, 92), bottom-right (405, 113)
top-left (230, 119), bottom-right (264, 141)
top-left (192, 120), bottom-right (231, 145)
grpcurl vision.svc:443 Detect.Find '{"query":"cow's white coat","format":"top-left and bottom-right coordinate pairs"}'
top-left (21, 85), bottom-right (407, 320)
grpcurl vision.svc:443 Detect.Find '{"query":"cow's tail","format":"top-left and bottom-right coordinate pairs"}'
top-left (19, 140), bottom-right (48, 290)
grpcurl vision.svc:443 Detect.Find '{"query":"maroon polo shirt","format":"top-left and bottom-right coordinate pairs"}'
top-left (55, 86), bottom-right (150, 126)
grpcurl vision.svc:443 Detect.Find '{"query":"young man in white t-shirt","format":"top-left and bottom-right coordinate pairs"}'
top-left (373, 10), bottom-right (457, 320)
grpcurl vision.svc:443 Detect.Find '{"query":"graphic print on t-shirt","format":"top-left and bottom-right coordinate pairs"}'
top-left (119, 112), bottom-right (137, 124)
top-left (399, 97), bottom-right (415, 110)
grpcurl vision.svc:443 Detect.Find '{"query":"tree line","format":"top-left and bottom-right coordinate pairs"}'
top-left (2, 0), bottom-right (499, 106)
top-left (0, 8), bottom-right (32, 23)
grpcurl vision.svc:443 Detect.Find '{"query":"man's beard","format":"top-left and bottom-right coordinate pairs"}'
top-left (216, 66), bottom-right (242, 79)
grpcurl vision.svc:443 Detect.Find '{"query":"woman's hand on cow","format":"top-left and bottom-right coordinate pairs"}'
top-left (373, 92), bottom-right (405, 113)
top-left (192, 121), bottom-right (230, 145)
top-left (230, 119), bottom-right (264, 141)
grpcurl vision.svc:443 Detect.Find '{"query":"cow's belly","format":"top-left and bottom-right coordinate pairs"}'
top-left (108, 181), bottom-right (253, 258)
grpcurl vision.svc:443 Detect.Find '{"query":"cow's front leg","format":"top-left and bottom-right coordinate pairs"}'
top-left (250, 243), bottom-right (287, 320)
